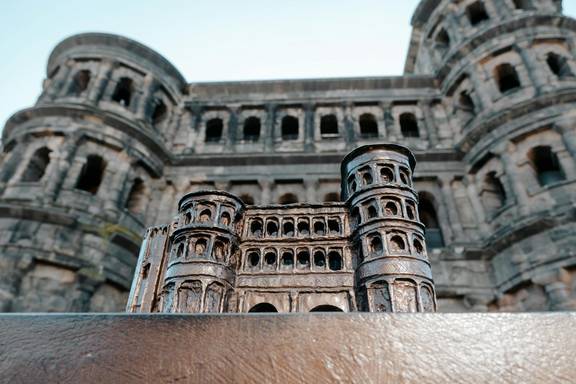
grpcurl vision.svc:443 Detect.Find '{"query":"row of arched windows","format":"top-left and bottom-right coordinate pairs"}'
top-left (362, 230), bottom-right (426, 260)
top-left (244, 247), bottom-right (344, 272)
top-left (248, 216), bottom-right (341, 238)
top-left (350, 196), bottom-right (418, 228)
top-left (248, 303), bottom-right (343, 312)
top-left (173, 235), bottom-right (230, 264)
top-left (347, 162), bottom-right (412, 195)
top-left (202, 112), bottom-right (422, 143)
top-left (181, 203), bottom-right (234, 228)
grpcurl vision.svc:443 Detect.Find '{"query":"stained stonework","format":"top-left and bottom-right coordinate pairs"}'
top-left (1, 0), bottom-right (576, 312)
top-left (127, 144), bottom-right (436, 313)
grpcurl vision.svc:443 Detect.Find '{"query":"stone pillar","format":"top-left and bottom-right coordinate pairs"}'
top-left (342, 102), bottom-right (355, 150)
top-left (304, 178), bottom-right (318, 203)
top-left (304, 103), bottom-right (315, 152)
top-left (136, 74), bottom-right (156, 120)
top-left (44, 134), bottom-right (80, 202)
top-left (419, 100), bottom-right (438, 148)
top-left (495, 142), bottom-right (530, 215)
top-left (464, 175), bottom-right (491, 237)
top-left (226, 106), bottom-right (239, 152)
top-left (438, 175), bottom-right (465, 242)
top-left (88, 59), bottom-right (114, 105)
top-left (381, 102), bottom-right (395, 140)
top-left (259, 179), bottom-right (272, 205)
top-left (517, 42), bottom-right (549, 95)
top-left (41, 59), bottom-right (73, 101)
top-left (469, 64), bottom-right (493, 111)
top-left (264, 104), bottom-right (276, 152)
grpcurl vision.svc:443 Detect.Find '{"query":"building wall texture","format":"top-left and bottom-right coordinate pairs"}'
top-left (2, 0), bottom-right (576, 312)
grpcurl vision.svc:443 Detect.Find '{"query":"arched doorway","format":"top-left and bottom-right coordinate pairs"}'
top-left (309, 305), bottom-right (344, 312)
top-left (248, 303), bottom-right (278, 313)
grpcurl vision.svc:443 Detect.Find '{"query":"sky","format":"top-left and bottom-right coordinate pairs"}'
top-left (0, 1), bottom-right (575, 129)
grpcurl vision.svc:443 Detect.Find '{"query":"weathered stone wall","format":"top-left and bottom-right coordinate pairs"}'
top-left (1, 0), bottom-right (576, 312)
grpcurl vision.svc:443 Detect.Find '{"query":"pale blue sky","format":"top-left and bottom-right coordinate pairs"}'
top-left (1, 1), bottom-right (575, 129)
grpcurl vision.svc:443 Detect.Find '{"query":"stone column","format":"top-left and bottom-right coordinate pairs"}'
top-left (304, 178), bottom-right (318, 203)
top-left (226, 106), bottom-right (239, 152)
top-left (304, 103), bottom-right (315, 152)
top-left (136, 74), bottom-right (156, 121)
top-left (259, 179), bottom-right (272, 205)
top-left (381, 102), bottom-right (394, 140)
top-left (469, 63), bottom-right (493, 111)
top-left (439, 175), bottom-right (465, 242)
top-left (88, 59), bottom-right (114, 105)
top-left (464, 175), bottom-right (491, 237)
top-left (44, 134), bottom-right (80, 202)
top-left (495, 142), bottom-right (530, 215)
top-left (516, 42), bottom-right (549, 95)
top-left (420, 100), bottom-right (438, 147)
top-left (264, 104), bottom-right (276, 152)
top-left (41, 59), bottom-right (73, 101)
top-left (342, 102), bottom-right (355, 150)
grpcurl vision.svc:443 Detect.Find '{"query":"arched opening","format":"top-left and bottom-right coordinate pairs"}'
top-left (480, 171), bottom-right (507, 214)
top-left (380, 166), bottom-right (395, 183)
top-left (151, 99), bottom-right (167, 128)
top-left (435, 28), bottom-right (450, 56)
top-left (125, 177), bottom-right (146, 214)
top-left (369, 234), bottom-right (383, 255)
top-left (283, 220), bottom-right (295, 236)
top-left (111, 77), bottom-right (133, 106)
top-left (264, 251), bottom-right (276, 266)
top-left (281, 115), bottom-right (299, 140)
top-left (328, 251), bottom-right (343, 271)
top-left (243, 116), bottom-right (261, 141)
top-left (389, 235), bottom-right (406, 252)
top-left (266, 220), bottom-right (279, 237)
top-left (466, 1), bottom-right (490, 26)
top-left (194, 239), bottom-right (208, 257)
top-left (249, 303), bottom-right (278, 313)
top-left (495, 63), bottom-right (521, 93)
top-left (279, 193), bottom-right (298, 205)
top-left (384, 201), bottom-right (399, 216)
top-left (310, 305), bottom-right (343, 312)
top-left (320, 114), bottom-right (338, 137)
top-left (314, 250), bottom-right (326, 268)
top-left (458, 90), bottom-right (476, 114)
top-left (297, 220), bottom-right (310, 236)
top-left (328, 219), bottom-right (340, 234)
top-left (367, 204), bottom-right (378, 219)
top-left (250, 219), bottom-right (263, 237)
top-left (75, 155), bottom-right (106, 194)
top-left (546, 53), bottom-right (574, 79)
top-left (359, 113), bottom-right (378, 139)
top-left (323, 192), bottom-right (340, 202)
top-left (247, 251), bottom-right (260, 267)
top-left (240, 194), bottom-right (255, 205)
top-left (21, 147), bottom-right (52, 182)
top-left (362, 170), bottom-right (373, 185)
top-left (413, 238), bottom-right (424, 254)
top-left (528, 146), bottom-right (566, 186)
top-left (281, 251), bottom-right (294, 267)
top-left (513, 0), bottom-right (533, 10)
top-left (220, 212), bottom-right (231, 226)
top-left (418, 193), bottom-right (444, 248)
top-left (351, 207), bottom-right (361, 227)
top-left (176, 243), bottom-right (185, 258)
top-left (399, 167), bottom-right (411, 185)
top-left (400, 113), bottom-right (419, 138)
top-left (297, 250), bottom-right (310, 268)
top-left (69, 70), bottom-right (91, 96)
top-left (213, 240), bottom-right (225, 262)
top-left (199, 209), bottom-right (212, 222)
top-left (314, 220), bottom-right (325, 235)
top-left (205, 118), bottom-right (223, 143)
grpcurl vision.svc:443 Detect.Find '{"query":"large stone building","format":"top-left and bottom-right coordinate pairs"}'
top-left (1, 0), bottom-right (576, 312)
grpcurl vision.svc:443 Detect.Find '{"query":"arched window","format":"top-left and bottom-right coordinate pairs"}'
top-left (243, 116), bottom-right (261, 142)
top-left (111, 77), bottom-right (133, 106)
top-left (458, 90), bottom-right (476, 113)
top-left (266, 219), bottom-right (279, 237)
top-left (283, 220), bottom-right (295, 236)
top-left (513, 0), bottom-right (533, 10)
top-left (418, 193), bottom-right (444, 248)
top-left (249, 303), bottom-right (278, 313)
top-left (151, 99), bottom-right (167, 128)
top-left (435, 28), bottom-right (451, 56)
top-left (328, 251), bottom-right (343, 271)
top-left (281, 116), bottom-right (299, 140)
top-left (314, 250), bottom-right (326, 268)
top-left (528, 146), bottom-right (566, 186)
top-left (281, 251), bottom-right (294, 267)
top-left (323, 192), bottom-right (340, 202)
top-left (240, 194), bottom-right (255, 205)
top-left (480, 171), bottom-right (507, 214)
top-left (466, 1), bottom-right (490, 26)
top-left (279, 193), bottom-right (298, 205)
top-left (125, 177), bottom-right (146, 214)
top-left (495, 63), bottom-right (521, 93)
top-left (400, 113), bottom-right (420, 138)
top-left (310, 305), bottom-right (343, 312)
top-left (75, 155), bottom-right (106, 194)
top-left (320, 114), bottom-right (338, 137)
top-left (546, 53), bottom-right (574, 79)
top-left (297, 250), bottom-right (310, 268)
top-left (359, 113), bottom-right (378, 139)
top-left (247, 251), bottom-right (260, 267)
top-left (21, 147), bottom-right (52, 182)
top-left (205, 118), bottom-right (223, 143)
top-left (69, 70), bottom-right (91, 96)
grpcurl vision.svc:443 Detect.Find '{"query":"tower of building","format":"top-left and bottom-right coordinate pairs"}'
top-left (342, 144), bottom-right (436, 312)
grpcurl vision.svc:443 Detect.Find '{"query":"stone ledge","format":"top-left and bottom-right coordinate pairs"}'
top-left (0, 313), bottom-right (574, 383)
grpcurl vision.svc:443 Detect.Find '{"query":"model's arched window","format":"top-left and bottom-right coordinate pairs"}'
top-left (243, 116), bottom-right (261, 141)
top-left (495, 63), bottom-right (521, 93)
top-left (400, 113), bottom-right (419, 138)
top-left (279, 193), bottom-right (298, 205)
top-left (151, 99), bottom-right (167, 128)
top-left (266, 219), bottom-right (279, 237)
top-left (328, 251), bottom-right (343, 271)
top-left (240, 194), bottom-right (255, 205)
top-left (466, 1), bottom-right (489, 26)
top-left (281, 115), bottom-right (299, 140)
top-left (281, 251), bottom-right (294, 267)
top-left (111, 77), bottom-right (133, 106)
top-left (418, 193), bottom-right (444, 248)
top-left (323, 192), bottom-right (340, 202)
top-left (459, 90), bottom-right (476, 113)
top-left (314, 250), bottom-right (326, 267)
top-left (320, 114), bottom-right (338, 137)
top-left (21, 147), bottom-right (52, 182)
top-left (205, 118), bottom-right (223, 142)
top-left (359, 113), bottom-right (378, 138)
top-left (480, 171), bottom-right (507, 214)
top-left (249, 303), bottom-right (278, 313)
top-left (528, 146), bottom-right (566, 186)
top-left (75, 155), bottom-right (106, 194)
top-left (69, 70), bottom-right (91, 96)
top-left (125, 177), bottom-right (146, 214)
top-left (310, 305), bottom-right (343, 312)
top-left (546, 53), bottom-right (574, 79)
top-left (435, 28), bottom-right (451, 56)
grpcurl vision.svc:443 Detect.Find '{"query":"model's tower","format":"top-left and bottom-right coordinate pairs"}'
top-left (342, 144), bottom-right (436, 312)
top-left (128, 191), bottom-right (244, 313)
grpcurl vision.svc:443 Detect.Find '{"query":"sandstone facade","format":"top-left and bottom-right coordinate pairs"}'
top-left (1, 0), bottom-right (576, 312)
